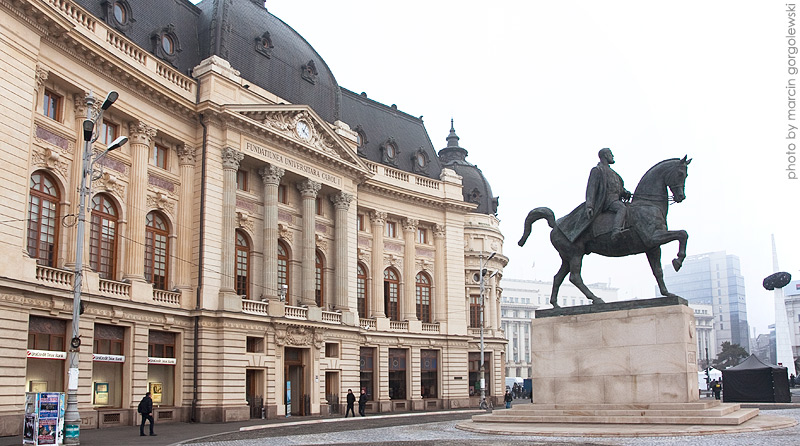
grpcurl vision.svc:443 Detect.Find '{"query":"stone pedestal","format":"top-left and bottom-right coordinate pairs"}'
top-left (532, 297), bottom-right (698, 404)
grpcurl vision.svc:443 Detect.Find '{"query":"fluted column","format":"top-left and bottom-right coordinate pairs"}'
top-left (369, 211), bottom-right (386, 318)
top-left (433, 224), bottom-right (446, 322)
top-left (175, 144), bottom-right (196, 288)
top-left (331, 192), bottom-right (353, 310)
top-left (124, 121), bottom-right (157, 281)
top-left (221, 147), bottom-right (244, 292)
top-left (259, 165), bottom-right (284, 300)
top-left (402, 218), bottom-right (418, 321)
top-left (297, 179), bottom-right (321, 306)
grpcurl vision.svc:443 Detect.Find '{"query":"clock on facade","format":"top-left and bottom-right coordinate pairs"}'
top-left (296, 120), bottom-right (311, 140)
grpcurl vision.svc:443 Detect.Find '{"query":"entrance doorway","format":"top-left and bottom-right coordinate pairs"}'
top-left (246, 369), bottom-right (264, 419)
top-left (284, 347), bottom-right (306, 416)
top-left (325, 371), bottom-right (339, 414)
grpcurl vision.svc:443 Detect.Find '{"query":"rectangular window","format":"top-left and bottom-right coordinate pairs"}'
top-left (236, 170), bottom-right (247, 191)
top-left (99, 120), bottom-right (118, 146)
top-left (28, 316), bottom-right (66, 351)
top-left (360, 347), bottom-right (375, 401)
top-left (246, 336), bottom-right (264, 353)
top-left (325, 342), bottom-right (339, 358)
top-left (357, 214), bottom-right (365, 232)
top-left (468, 352), bottom-right (491, 397)
top-left (148, 331), bottom-right (176, 358)
top-left (385, 221), bottom-right (397, 238)
top-left (420, 349), bottom-right (438, 398)
top-left (469, 295), bottom-right (481, 328)
top-left (93, 324), bottom-right (124, 355)
top-left (417, 228), bottom-right (427, 244)
top-left (315, 197), bottom-right (323, 216)
top-left (278, 184), bottom-right (287, 204)
top-left (152, 144), bottom-right (168, 169)
top-left (43, 90), bottom-right (62, 121)
top-left (388, 348), bottom-right (407, 400)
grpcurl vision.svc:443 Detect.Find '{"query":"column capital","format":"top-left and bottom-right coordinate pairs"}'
top-left (259, 164), bottom-right (285, 185)
top-left (297, 179), bottom-right (321, 198)
top-left (129, 121), bottom-right (158, 145)
top-left (221, 147), bottom-right (244, 170)
top-left (369, 210), bottom-right (387, 226)
top-left (330, 192), bottom-right (354, 210)
top-left (177, 144), bottom-right (197, 166)
top-left (433, 224), bottom-right (446, 239)
top-left (73, 92), bottom-right (100, 118)
top-left (402, 218), bottom-right (418, 233)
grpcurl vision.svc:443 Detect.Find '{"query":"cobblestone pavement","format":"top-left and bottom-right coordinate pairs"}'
top-left (182, 407), bottom-right (800, 446)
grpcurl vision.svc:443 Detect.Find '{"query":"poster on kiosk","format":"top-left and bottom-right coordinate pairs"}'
top-left (23, 392), bottom-right (65, 445)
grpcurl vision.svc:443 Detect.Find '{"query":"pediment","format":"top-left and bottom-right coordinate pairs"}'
top-left (226, 104), bottom-right (370, 174)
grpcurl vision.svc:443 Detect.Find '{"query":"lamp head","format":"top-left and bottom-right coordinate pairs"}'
top-left (487, 252), bottom-right (497, 261)
top-left (107, 136), bottom-right (128, 151)
top-left (101, 91), bottom-right (119, 111)
top-left (82, 120), bottom-right (94, 142)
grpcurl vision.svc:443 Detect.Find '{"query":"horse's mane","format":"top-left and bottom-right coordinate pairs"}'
top-left (640, 158), bottom-right (681, 180)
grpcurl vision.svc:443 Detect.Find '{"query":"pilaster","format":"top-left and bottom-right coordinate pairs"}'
top-left (124, 121), bottom-right (157, 282)
top-left (220, 147), bottom-right (243, 293)
top-left (369, 211), bottom-right (386, 318)
top-left (297, 179), bottom-right (320, 306)
top-left (175, 144), bottom-right (196, 288)
top-left (259, 165), bottom-right (284, 301)
top-left (402, 218), bottom-right (418, 321)
top-left (331, 192), bottom-right (353, 310)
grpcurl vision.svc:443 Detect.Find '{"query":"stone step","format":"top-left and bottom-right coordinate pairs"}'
top-left (472, 408), bottom-right (760, 425)
top-left (518, 401), bottom-right (722, 411)
top-left (495, 405), bottom-right (740, 418)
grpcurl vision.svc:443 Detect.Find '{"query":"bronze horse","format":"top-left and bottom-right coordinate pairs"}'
top-left (518, 156), bottom-right (691, 307)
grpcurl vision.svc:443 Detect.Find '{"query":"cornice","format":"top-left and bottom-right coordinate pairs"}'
top-left (360, 181), bottom-right (476, 213)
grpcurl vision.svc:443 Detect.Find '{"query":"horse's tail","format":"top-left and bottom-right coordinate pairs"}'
top-left (518, 207), bottom-right (556, 246)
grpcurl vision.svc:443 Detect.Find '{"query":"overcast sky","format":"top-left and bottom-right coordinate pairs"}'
top-left (244, 1), bottom-right (798, 336)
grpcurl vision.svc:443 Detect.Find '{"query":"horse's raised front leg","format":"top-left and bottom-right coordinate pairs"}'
top-left (646, 247), bottom-right (678, 298)
top-left (549, 260), bottom-right (570, 308)
top-left (671, 229), bottom-right (688, 271)
top-left (642, 229), bottom-right (689, 272)
top-left (567, 255), bottom-right (605, 304)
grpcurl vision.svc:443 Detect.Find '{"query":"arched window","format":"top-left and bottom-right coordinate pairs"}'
top-left (235, 230), bottom-right (250, 298)
top-left (278, 241), bottom-right (289, 302)
top-left (27, 172), bottom-right (60, 266)
top-left (383, 268), bottom-right (399, 321)
top-left (89, 194), bottom-right (118, 280)
top-left (145, 212), bottom-right (169, 290)
top-left (315, 250), bottom-right (324, 307)
top-left (357, 263), bottom-right (368, 317)
top-left (415, 272), bottom-right (431, 323)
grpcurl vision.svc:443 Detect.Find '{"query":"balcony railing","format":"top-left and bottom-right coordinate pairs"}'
top-left (153, 289), bottom-right (180, 305)
top-left (98, 279), bottom-right (130, 298)
top-left (242, 299), bottom-right (269, 315)
top-left (285, 305), bottom-right (307, 320)
top-left (360, 318), bottom-right (377, 330)
top-left (36, 265), bottom-right (74, 289)
top-left (421, 322), bottom-right (440, 333)
top-left (389, 320), bottom-right (408, 331)
top-left (321, 311), bottom-right (342, 324)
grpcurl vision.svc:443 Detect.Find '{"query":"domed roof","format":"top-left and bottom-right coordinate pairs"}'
top-left (195, 0), bottom-right (341, 123)
top-left (438, 121), bottom-right (499, 215)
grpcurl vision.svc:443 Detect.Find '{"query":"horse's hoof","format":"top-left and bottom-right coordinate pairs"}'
top-left (592, 298), bottom-right (605, 305)
top-left (672, 258), bottom-right (682, 271)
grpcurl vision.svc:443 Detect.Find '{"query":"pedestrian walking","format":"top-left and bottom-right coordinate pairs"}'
top-left (712, 379), bottom-right (722, 400)
top-left (344, 389), bottom-right (356, 417)
top-left (791, 374), bottom-right (796, 388)
top-left (358, 388), bottom-right (368, 417)
top-left (504, 390), bottom-right (513, 409)
top-left (137, 392), bottom-right (156, 436)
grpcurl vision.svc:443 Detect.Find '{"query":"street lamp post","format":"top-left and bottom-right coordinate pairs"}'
top-left (64, 91), bottom-right (127, 445)
top-left (479, 251), bottom-right (496, 412)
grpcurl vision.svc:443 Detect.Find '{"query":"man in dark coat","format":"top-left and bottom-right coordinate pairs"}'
top-left (358, 388), bottom-right (368, 417)
top-left (558, 148), bottom-right (631, 242)
top-left (344, 389), bottom-right (356, 417)
top-left (138, 392), bottom-right (155, 436)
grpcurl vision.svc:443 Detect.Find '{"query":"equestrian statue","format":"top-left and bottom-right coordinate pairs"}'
top-left (518, 149), bottom-right (691, 308)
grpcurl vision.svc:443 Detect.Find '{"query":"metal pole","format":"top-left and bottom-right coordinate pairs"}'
top-left (64, 93), bottom-right (96, 445)
top-left (479, 251), bottom-right (496, 412)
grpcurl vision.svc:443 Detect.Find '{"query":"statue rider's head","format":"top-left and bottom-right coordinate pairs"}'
top-left (598, 148), bottom-right (615, 165)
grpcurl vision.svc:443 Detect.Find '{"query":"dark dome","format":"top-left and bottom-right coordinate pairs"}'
top-left (196, 0), bottom-right (341, 123)
top-left (438, 121), bottom-right (498, 215)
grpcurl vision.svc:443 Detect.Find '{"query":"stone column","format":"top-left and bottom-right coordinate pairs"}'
top-left (331, 192), bottom-right (353, 310)
top-left (297, 179), bottom-right (321, 306)
top-left (221, 147), bottom-right (243, 292)
top-left (432, 225), bottom-right (446, 322)
top-left (369, 211), bottom-right (386, 318)
top-left (124, 121), bottom-right (157, 282)
top-left (175, 144), bottom-right (196, 288)
top-left (259, 165), bottom-right (284, 301)
top-left (402, 218), bottom-right (418, 321)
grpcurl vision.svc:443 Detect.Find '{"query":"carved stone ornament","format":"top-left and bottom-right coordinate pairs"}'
top-left (384, 254), bottom-right (400, 268)
top-left (259, 164), bottom-right (285, 185)
top-left (93, 172), bottom-right (125, 198)
top-left (330, 192), bottom-right (354, 210)
top-left (221, 147), bottom-right (244, 170)
top-left (276, 325), bottom-right (314, 346)
top-left (255, 31), bottom-right (273, 58)
top-left (237, 211), bottom-right (254, 233)
top-left (297, 179), bottom-right (321, 198)
top-left (357, 248), bottom-right (370, 264)
top-left (402, 218), bottom-right (418, 233)
top-left (129, 121), bottom-right (158, 146)
top-left (146, 191), bottom-right (175, 216)
top-left (369, 210), bottom-right (387, 226)
top-left (31, 148), bottom-right (69, 178)
top-left (278, 223), bottom-right (293, 242)
top-left (35, 66), bottom-right (49, 88)
top-left (73, 92), bottom-right (101, 119)
top-left (261, 111), bottom-right (338, 157)
top-left (177, 144), bottom-right (196, 166)
top-left (417, 259), bottom-right (432, 272)
top-left (315, 233), bottom-right (328, 252)
top-left (301, 60), bottom-right (318, 84)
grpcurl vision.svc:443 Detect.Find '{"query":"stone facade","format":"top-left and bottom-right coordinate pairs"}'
top-left (0, 0), bottom-right (506, 436)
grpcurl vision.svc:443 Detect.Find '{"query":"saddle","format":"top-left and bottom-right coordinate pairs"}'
top-left (590, 208), bottom-right (632, 239)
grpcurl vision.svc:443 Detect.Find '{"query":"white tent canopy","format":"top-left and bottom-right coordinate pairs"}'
top-left (698, 368), bottom-right (723, 390)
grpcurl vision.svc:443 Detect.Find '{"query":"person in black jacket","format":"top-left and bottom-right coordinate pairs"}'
top-left (344, 389), bottom-right (356, 417)
top-left (138, 392), bottom-right (156, 436)
top-left (358, 388), bottom-right (368, 417)
top-left (504, 390), bottom-right (513, 409)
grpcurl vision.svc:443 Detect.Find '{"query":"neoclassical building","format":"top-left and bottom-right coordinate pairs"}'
top-left (0, 0), bottom-right (506, 435)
